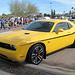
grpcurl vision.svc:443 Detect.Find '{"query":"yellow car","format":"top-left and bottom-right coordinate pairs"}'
top-left (0, 20), bottom-right (75, 65)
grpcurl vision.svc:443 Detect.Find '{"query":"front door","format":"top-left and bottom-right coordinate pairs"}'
top-left (48, 22), bottom-right (74, 53)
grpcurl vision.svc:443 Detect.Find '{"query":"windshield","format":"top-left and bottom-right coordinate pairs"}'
top-left (23, 21), bottom-right (54, 32)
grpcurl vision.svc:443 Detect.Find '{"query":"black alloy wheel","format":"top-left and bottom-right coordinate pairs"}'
top-left (27, 44), bottom-right (44, 65)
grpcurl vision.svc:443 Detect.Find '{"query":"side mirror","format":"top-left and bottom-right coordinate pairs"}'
top-left (56, 28), bottom-right (64, 34)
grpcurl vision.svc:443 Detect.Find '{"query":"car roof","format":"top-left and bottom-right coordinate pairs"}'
top-left (37, 19), bottom-right (69, 23)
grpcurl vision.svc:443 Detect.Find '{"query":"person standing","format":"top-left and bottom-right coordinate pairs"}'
top-left (17, 17), bottom-right (20, 27)
top-left (14, 19), bottom-right (17, 27)
top-left (28, 18), bottom-right (30, 24)
top-left (26, 17), bottom-right (29, 24)
top-left (1, 17), bottom-right (5, 30)
top-left (21, 17), bottom-right (23, 26)
top-left (23, 18), bottom-right (26, 25)
top-left (5, 17), bottom-right (8, 22)
top-left (10, 17), bottom-right (14, 26)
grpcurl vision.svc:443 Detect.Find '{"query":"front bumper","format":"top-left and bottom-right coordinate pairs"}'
top-left (0, 47), bottom-right (25, 62)
top-left (0, 40), bottom-right (34, 62)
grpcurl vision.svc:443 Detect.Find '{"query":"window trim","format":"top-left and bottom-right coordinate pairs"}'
top-left (67, 22), bottom-right (73, 29)
top-left (53, 22), bottom-right (71, 32)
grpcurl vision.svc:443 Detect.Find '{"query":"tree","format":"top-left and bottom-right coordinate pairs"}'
top-left (63, 11), bottom-right (65, 14)
top-left (27, 2), bottom-right (38, 15)
top-left (37, 13), bottom-right (42, 17)
top-left (9, 0), bottom-right (39, 17)
top-left (69, 10), bottom-right (71, 15)
top-left (44, 13), bottom-right (50, 17)
top-left (51, 9), bottom-right (56, 18)
top-left (54, 9), bottom-right (56, 17)
top-left (51, 9), bottom-right (54, 18)
top-left (71, 7), bottom-right (74, 10)
top-left (71, 7), bottom-right (74, 16)
top-left (2, 13), bottom-right (7, 16)
top-left (47, 14), bottom-right (50, 17)
top-left (44, 13), bottom-right (48, 17)
top-left (63, 11), bottom-right (65, 16)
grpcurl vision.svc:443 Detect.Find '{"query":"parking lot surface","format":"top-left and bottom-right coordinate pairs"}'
top-left (42, 47), bottom-right (75, 69)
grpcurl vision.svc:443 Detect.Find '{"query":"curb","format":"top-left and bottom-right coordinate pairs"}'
top-left (0, 70), bottom-right (13, 75)
top-left (25, 64), bottom-right (75, 75)
top-left (41, 64), bottom-right (75, 72)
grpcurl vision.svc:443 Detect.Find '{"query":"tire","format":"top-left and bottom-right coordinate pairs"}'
top-left (71, 41), bottom-right (75, 48)
top-left (27, 44), bottom-right (44, 65)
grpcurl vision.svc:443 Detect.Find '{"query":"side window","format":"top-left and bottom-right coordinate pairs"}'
top-left (67, 23), bottom-right (72, 29)
top-left (53, 22), bottom-right (69, 32)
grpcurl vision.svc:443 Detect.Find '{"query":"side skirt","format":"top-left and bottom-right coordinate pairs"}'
top-left (46, 45), bottom-right (72, 57)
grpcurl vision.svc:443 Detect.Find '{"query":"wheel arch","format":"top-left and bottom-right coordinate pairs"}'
top-left (26, 42), bottom-right (46, 61)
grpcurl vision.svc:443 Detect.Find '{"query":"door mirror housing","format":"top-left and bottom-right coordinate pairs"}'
top-left (56, 28), bottom-right (64, 34)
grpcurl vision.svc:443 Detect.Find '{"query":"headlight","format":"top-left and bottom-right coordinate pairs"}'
top-left (12, 45), bottom-right (16, 50)
top-left (10, 45), bottom-right (16, 50)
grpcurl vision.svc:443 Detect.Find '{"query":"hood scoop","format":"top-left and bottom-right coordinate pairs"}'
top-left (24, 33), bottom-right (30, 35)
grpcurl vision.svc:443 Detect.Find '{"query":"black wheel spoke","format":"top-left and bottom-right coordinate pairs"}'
top-left (35, 57), bottom-right (38, 64)
top-left (32, 53), bottom-right (36, 56)
top-left (33, 57), bottom-right (38, 64)
top-left (37, 55), bottom-right (42, 61)
top-left (35, 47), bottom-right (39, 52)
top-left (39, 49), bottom-right (43, 54)
top-left (32, 53), bottom-right (36, 59)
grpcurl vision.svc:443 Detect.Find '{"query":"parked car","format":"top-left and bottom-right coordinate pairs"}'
top-left (69, 19), bottom-right (75, 24)
top-left (0, 20), bottom-right (75, 65)
top-left (43, 17), bottom-right (50, 20)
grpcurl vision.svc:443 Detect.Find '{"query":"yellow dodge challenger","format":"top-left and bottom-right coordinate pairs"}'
top-left (0, 20), bottom-right (75, 65)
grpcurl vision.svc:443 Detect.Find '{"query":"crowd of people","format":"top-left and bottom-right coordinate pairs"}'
top-left (0, 17), bottom-right (31, 30)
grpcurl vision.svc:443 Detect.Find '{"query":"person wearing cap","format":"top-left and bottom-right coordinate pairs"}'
top-left (1, 17), bottom-right (5, 30)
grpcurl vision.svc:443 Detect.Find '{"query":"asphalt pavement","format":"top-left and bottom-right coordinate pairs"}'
top-left (0, 60), bottom-right (55, 75)
top-left (42, 47), bottom-right (75, 69)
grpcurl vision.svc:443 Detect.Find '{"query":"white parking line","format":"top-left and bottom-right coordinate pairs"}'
top-left (25, 64), bottom-right (75, 75)
top-left (0, 70), bottom-right (13, 75)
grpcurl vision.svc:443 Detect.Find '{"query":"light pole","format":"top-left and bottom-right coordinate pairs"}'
top-left (50, 2), bottom-right (52, 18)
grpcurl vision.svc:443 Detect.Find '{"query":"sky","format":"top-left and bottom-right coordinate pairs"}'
top-left (0, 0), bottom-right (75, 15)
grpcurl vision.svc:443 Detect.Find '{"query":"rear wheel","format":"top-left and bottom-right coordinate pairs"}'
top-left (71, 41), bottom-right (75, 48)
top-left (27, 44), bottom-right (44, 65)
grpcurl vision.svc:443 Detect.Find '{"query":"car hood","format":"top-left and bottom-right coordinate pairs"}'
top-left (0, 29), bottom-right (50, 45)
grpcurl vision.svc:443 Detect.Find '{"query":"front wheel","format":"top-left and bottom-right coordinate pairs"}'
top-left (27, 44), bottom-right (44, 65)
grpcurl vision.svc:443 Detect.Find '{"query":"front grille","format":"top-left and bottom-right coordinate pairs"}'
top-left (0, 42), bottom-right (16, 51)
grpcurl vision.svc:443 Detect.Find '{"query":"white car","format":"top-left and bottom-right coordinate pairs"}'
top-left (43, 17), bottom-right (50, 20)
